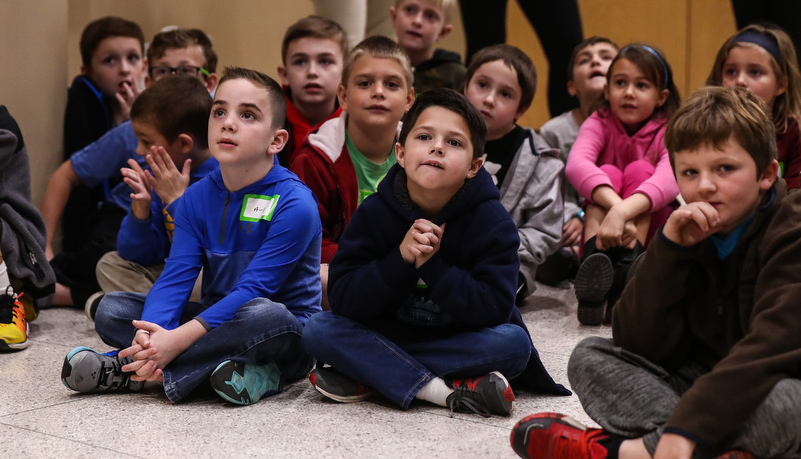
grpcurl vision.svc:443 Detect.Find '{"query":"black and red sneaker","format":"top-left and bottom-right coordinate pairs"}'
top-left (510, 412), bottom-right (610, 459)
top-left (445, 371), bottom-right (515, 417)
top-left (715, 451), bottom-right (755, 459)
top-left (309, 365), bottom-right (374, 403)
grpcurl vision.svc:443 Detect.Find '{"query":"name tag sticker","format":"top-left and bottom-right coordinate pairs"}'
top-left (240, 194), bottom-right (280, 222)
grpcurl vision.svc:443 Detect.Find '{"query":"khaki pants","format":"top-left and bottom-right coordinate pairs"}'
top-left (95, 251), bottom-right (202, 302)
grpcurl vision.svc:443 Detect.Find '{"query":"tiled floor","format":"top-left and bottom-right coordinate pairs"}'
top-left (1, 281), bottom-right (610, 458)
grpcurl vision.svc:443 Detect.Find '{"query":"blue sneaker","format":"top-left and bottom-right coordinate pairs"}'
top-left (61, 347), bottom-right (144, 393)
top-left (210, 360), bottom-right (282, 405)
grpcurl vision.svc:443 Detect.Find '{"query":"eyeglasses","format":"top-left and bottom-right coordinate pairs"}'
top-left (149, 65), bottom-right (210, 79)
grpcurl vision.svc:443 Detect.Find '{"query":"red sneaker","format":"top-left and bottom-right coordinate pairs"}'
top-left (510, 412), bottom-right (610, 459)
top-left (715, 451), bottom-right (755, 459)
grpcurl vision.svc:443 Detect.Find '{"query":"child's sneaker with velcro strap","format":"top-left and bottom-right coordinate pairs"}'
top-left (510, 412), bottom-right (610, 459)
top-left (445, 371), bottom-right (515, 417)
top-left (309, 365), bottom-right (375, 402)
top-left (61, 347), bottom-right (144, 393)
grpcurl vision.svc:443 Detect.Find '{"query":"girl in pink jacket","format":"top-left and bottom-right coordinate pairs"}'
top-left (565, 44), bottom-right (680, 326)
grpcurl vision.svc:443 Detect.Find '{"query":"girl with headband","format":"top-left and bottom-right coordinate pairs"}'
top-left (564, 43), bottom-right (681, 326)
top-left (708, 24), bottom-right (801, 189)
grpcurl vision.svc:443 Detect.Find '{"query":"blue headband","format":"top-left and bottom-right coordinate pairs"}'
top-left (731, 30), bottom-right (783, 64)
top-left (621, 45), bottom-right (669, 89)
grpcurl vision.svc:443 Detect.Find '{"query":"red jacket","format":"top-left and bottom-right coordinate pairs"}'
top-left (278, 87), bottom-right (342, 167)
top-left (776, 118), bottom-right (801, 189)
top-left (291, 113), bottom-right (402, 263)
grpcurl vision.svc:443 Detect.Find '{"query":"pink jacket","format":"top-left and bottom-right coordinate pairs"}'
top-left (565, 108), bottom-right (679, 211)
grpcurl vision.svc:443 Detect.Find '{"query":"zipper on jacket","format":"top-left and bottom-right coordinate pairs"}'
top-left (220, 192), bottom-right (230, 244)
top-left (29, 252), bottom-right (44, 279)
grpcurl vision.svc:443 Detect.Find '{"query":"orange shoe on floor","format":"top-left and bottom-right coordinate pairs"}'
top-left (0, 287), bottom-right (28, 351)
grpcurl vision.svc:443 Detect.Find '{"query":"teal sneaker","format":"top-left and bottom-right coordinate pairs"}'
top-left (210, 360), bottom-right (282, 405)
top-left (61, 346), bottom-right (144, 393)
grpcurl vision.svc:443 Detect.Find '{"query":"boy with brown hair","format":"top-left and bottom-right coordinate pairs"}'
top-left (291, 35), bottom-right (415, 309)
top-left (277, 15), bottom-right (347, 167)
top-left (512, 86), bottom-right (801, 458)
top-left (463, 44), bottom-right (564, 303)
top-left (43, 28), bottom-right (218, 308)
top-left (84, 74), bottom-right (218, 320)
top-left (62, 67), bottom-right (322, 406)
top-left (302, 88), bottom-right (568, 417)
top-left (390, 0), bottom-right (466, 93)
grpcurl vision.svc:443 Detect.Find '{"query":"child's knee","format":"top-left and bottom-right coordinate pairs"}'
top-left (567, 336), bottom-right (614, 379)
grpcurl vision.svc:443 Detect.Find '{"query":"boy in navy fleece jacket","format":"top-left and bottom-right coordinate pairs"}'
top-left (302, 88), bottom-right (568, 417)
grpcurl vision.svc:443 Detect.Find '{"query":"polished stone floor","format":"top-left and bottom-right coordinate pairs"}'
top-left (1, 281), bottom-right (610, 458)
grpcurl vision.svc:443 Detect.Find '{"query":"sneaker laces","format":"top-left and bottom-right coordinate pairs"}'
top-left (97, 353), bottom-right (135, 391)
top-left (447, 393), bottom-right (491, 418)
top-left (0, 286), bottom-right (18, 323)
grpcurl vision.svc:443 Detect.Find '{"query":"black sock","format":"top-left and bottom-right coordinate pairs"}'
top-left (597, 435), bottom-right (625, 459)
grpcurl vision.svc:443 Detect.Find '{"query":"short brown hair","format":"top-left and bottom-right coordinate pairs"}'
top-left (342, 36), bottom-right (413, 89)
top-left (80, 16), bottom-right (144, 69)
top-left (281, 16), bottom-right (348, 65)
top-left (393, 0), bottom-right (457, 22)
top-left (665, 86), bottom-right (776, 176)
top-left (130, 75), bottom-right (212, 149)
top-left (465, 44), bottom-right (536, 113)
top-left (147, 28), bottom-right (218, 74)
top-left (217, 67), bottom-right (287, 129)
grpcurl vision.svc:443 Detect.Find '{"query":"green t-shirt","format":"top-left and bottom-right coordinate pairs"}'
top-left (345, 129), bottom-right (396, 204)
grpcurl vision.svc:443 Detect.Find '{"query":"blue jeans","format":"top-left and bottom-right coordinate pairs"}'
top-left (302, 311), bottom-right (532, 409)
top-left (95, 291), bottom-right (314, 402)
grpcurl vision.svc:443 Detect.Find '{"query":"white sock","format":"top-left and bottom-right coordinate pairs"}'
top-left (0, 261), bottom-right (10, 292)
top-left (415, 377), bottom-right (454, 407)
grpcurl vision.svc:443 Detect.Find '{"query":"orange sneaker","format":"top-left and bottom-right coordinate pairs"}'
top-left (0, 287), bottom-right (28, 351)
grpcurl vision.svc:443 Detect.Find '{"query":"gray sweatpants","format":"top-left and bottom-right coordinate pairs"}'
top-left (568, 336), bottom-right (801, 458)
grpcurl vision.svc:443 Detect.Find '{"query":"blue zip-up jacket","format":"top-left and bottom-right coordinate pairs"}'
top-left (141, 165), bottom-right (322, 330)
top-left (117, 156), bottom-right (219, 266)
top-left (329, 164), bottom-right (570, 395)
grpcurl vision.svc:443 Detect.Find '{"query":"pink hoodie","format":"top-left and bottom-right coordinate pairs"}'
top-left (565, 108), bottom-right (679, 211)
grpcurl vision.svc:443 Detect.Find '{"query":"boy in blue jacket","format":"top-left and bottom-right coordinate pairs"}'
top-left (61, 67), bottom-right (323, 406)
top-left (302, 88), bottom-right (568, 417)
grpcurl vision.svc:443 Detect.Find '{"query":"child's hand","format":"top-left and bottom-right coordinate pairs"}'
top-left (596, 206), bottom-right (637, 250)
top-left (145, 146), bottom-right (191, 207)
top-left (116, 81), bottom-right (139, 121)
top-left (122, 158), bottom-right (152, 220)
top-left (662, 201), bottom-right (720, 246)
top-left (400, 219), bottom-right (444, 268)
top-left (654, 433), bottom-right (695, 459)
top-left (563, 217), bottom-right (584, 247)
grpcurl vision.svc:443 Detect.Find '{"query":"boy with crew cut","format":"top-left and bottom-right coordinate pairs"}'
top-left (463, 44), bottom-right (564, 304)
top-left (84, 75), bottom-right (219, 321)
top-left (537, 37), bottom-right (618, 285)
top-left (390, 0), bottom-right (466, 94)
top-left (277, 15), bottom-right (346, 167)
top-left (511, 87), bottom-right (801, 458)
top-left (43, 28), bottom-right (219, 309)
top-left (302, 88), bottom-right (569, 417)
top-left (291, 35), bottom-right (414, 309)
top-left (61, 67), bottom-right (322, 406)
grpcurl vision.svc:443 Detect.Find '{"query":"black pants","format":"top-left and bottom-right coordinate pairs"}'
top-left (458, 0), bottom-right (584, 117)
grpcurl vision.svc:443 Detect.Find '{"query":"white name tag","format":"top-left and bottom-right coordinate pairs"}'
top-left (240, 194), bottom-right (280, 222)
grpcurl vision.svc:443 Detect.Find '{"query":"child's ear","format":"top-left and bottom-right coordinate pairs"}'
top-left (466, 156), bottom-right (483, 179)
top-left (144, 74), bottom-right (153, 89)
top-left (277, 66), bottom-right (289, 87)
top-left (204, 73), bottom-right (219, 93)
top-left (774, 75), bottom-right (788, 98)
top-left (656, 89), bottom-right (669, 107)
top-left (603, 83), bottom-right (610, 101)
top-left (567, 80), bottom-right (577, 97)
top-left (759, 159), bottom-right (779, 190)
top-left (389, 6), bottom-right (398, 21)
top-left (268, 128), bottom-right (289, 154)
top-left (405, 87), bottom-right (415, 111)
top-left (437, 24), bottom-right (453, 41)
top-left (395, 141), bottom-right (405, 167)
top-left (178, 133), bottom-right (194, 154)
top-left (337, 83), bottom-right (348, 111)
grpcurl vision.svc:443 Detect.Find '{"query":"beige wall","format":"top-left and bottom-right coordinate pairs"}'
top-left (0, 0), bottom-right (740, 207)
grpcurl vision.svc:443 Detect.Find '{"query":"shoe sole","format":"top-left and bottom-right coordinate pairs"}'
top-left (84, 292), bottom-right (104, 322)
top-left (510, 412), bottom-right (586, 457)
top-left (309, 371), bottom-right (374, 403)
top-left (575, 253), bottom-right (614, 326)
top-left (0, 322), bottom-right (30, 351)
top-left (210, 360), bottom-right (282, 406)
